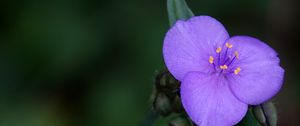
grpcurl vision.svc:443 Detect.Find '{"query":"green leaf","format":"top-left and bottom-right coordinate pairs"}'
top-left (167, 0), bottom-right (194, 26)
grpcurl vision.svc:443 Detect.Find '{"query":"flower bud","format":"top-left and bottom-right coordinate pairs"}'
top-left (166, 73), bottom-right (180, 91)
top-left (159, 73), bottom-right (168, 87)
top-left (172, 94), bottom-right (183, 113)
top-left (169, 115), bottom-right (192, 126)
top-left (156, 70), bottom-right (180, 92)
top-left (153, 93), bottom-right (172, 116)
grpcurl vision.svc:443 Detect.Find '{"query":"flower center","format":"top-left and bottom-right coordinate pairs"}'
top-left (208, 42), bottom-right (241, 75)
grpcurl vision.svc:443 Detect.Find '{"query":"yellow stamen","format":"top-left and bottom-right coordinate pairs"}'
top-left (234, 67), bottom-right (241, 75)
top-left (209, 56), bottom-right (214, 64)
top-left (235, 51), bottom-right (239, 59)
top-left (226, 42), bottom-right (233, 48)
top-left (220, 65), bottom-right (228, 70)
top-left (216, 47), bottom-right (222, 53)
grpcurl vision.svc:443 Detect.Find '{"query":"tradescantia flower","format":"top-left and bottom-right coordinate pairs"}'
top-left (163, 16), bottom-right (284, 126)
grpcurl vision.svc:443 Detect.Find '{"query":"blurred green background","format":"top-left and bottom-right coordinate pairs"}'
top-left (0, 0), bottom-right (299, 125)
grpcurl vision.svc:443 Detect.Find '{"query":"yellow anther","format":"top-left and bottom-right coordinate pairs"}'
top-left (216, 47), bottom-right (222, 53)
top-left (220, 65), bottom-right (228, 70)
top-left (235, 51), bottom-right (239, 59)
top-left (209, 56), bottom-right (214, 64)
top-left (234, 67), bottom-right (241, 75)
top-left (226, 43), bottom-right (233, 48)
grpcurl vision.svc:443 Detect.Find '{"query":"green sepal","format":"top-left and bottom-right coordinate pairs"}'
top-left (253, 101), bottom-right (277, 126)
top-left (236, 107), bottom-right (261, 126)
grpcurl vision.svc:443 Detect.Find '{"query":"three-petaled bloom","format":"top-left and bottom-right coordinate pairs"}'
top-left (163, 16), bottom-right (284, 126)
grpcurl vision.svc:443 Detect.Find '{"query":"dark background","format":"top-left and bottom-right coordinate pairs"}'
top-left (0, 0), bottom-right (299, 125)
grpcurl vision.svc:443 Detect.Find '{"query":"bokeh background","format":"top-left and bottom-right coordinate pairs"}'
top-left (0, 0), bottom-right (299, 125)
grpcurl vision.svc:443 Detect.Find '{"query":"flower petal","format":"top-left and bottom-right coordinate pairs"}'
top-left (181, 72), bottom-right (247, 126)
top-left (163, 16), bottom-right (229, 81)
top-left (227, 36), bottom-right (284, 105)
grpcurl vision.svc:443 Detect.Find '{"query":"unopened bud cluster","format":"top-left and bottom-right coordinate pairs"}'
top-left (153, 70), bottom-right (182, 116)
top-left (151, 70), bottom-right (193, 126)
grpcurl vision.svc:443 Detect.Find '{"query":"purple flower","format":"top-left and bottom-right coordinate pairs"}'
top-left (163, 16), bottom-right (284, 126)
